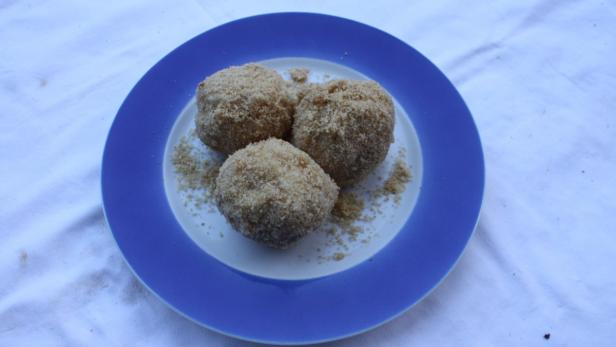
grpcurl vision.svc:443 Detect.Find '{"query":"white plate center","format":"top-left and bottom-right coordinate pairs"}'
top-left (163, 58), bottom-right (423, 280)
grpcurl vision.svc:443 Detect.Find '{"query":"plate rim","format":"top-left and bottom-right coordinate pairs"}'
top-left (101, 12), bottom-right (485, 345)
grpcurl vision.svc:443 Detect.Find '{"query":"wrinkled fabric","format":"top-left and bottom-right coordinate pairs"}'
top-left (1, 1), bottom-right (615, 346)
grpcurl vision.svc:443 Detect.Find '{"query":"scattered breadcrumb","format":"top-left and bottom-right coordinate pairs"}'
top-left (373, 150), bottom-right (412, 204)
top-left (318, 149), bottom-right (413, 255)
top-left (172, 139), bottom-right (198, 188)
top-left (289, 68), bottom-right (310, 83)
top-left (317, 252), bottom-right (348, 263)
top-left (172, 135), bottom-right (222, 206)
top-left (382, 159), bottom-right (411, 196)
top-left (332, 191), bottom-right (364, 223)
top-left (328, 191), bottom-right (367, 242)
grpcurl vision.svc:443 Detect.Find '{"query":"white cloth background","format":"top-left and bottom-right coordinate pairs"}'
top-left (1, 1), bottom-right (615, 346)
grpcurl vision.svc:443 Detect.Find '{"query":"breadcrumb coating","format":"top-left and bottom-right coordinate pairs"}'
top-left (214, 138), bottom-right (339, 249)
top-left (195, 64), bottom-right (294, 154)
top-left (292, 80), bottom-right (395, 186)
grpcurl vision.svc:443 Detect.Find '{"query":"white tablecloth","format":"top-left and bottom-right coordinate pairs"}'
top-left (1, 1), bottom-right (615, 346)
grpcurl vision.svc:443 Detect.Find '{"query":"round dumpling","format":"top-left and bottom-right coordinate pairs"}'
top-left (292, 80), bottom-right (395, 186)
top-left (214, 138), bottom-right (339, 249)
top-left (195, 64), bottom-right (293, 154)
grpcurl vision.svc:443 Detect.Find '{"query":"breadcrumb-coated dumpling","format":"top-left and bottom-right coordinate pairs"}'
top-left (214, 138), bottom-right (339, 249)
top-left (292, 80), bottom-right (395, 186)
top-left (195, 64), bottom-right (294, 154)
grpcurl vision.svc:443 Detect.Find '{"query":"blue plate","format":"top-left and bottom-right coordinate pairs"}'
top-left (102, 13), bottom-right (484, 345)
